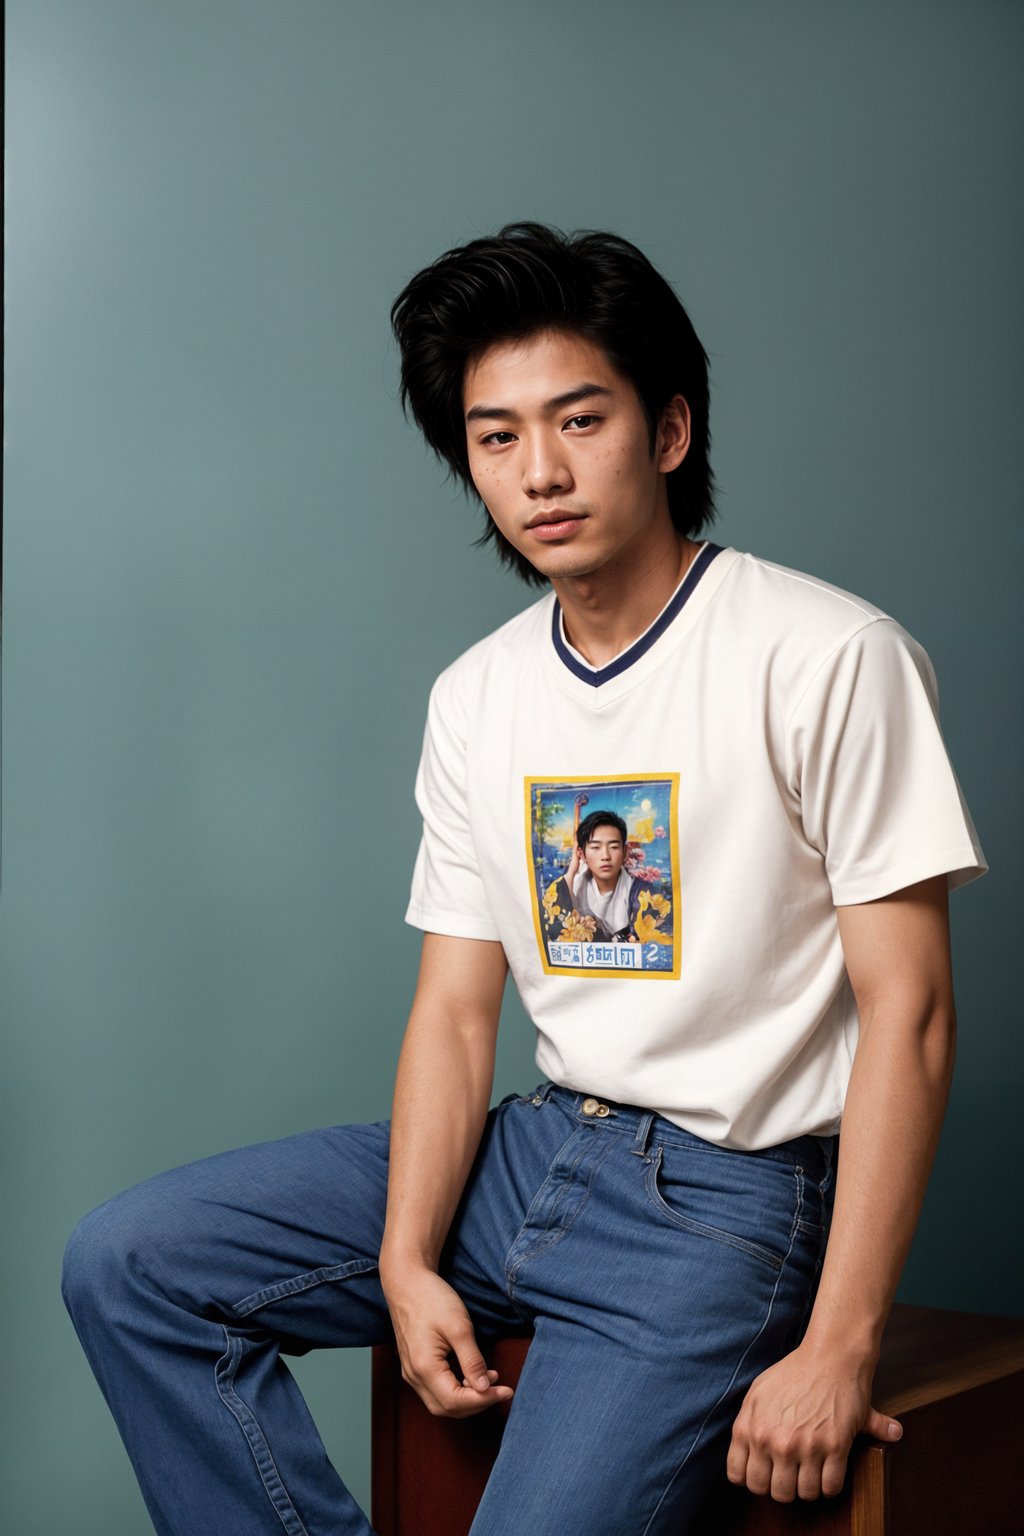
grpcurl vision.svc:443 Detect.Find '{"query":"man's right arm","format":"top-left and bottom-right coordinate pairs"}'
top-left (377, 930), bottom-right (513, 1419)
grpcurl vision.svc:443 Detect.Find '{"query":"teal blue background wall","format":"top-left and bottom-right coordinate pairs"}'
top-left (3, 1), bottom-right (1021, 1530)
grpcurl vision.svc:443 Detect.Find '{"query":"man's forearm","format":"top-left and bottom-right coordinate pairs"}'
top-left (378, 994), bottom-right (498, 1281)
top-left (378, 933), bottom-right (506, 1281)
top-left (801, 999), bottom-right (956, 1364)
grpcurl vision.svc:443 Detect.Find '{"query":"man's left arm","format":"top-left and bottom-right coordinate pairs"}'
top-left (727, 872), bottom-right (957, 1504)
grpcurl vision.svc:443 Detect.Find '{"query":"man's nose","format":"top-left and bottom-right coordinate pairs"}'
top-left (522, 432), bottom-right (572, 497)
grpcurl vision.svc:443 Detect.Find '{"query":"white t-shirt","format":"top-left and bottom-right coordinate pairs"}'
top-left (405, 544), bottom-right (987, 1150)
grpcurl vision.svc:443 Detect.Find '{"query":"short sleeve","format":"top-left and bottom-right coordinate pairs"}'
top-left (786, 618), bottom-right (987, 905)
top-left (404, 673), bottom-right (502, 941)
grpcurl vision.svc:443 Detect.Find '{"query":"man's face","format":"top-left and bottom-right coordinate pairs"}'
top-left (581, 826), bottom-right (625, 884)
top-left (462, 328), bottom-right (687, 583)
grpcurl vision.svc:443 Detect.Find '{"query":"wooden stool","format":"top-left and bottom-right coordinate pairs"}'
top-left (371, 1302), bottom-right (1024, 1535)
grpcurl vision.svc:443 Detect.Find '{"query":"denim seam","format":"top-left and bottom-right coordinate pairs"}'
top-left (795, 1169), bottom-right (824, 1236)
top-left (642, 1147), bottom-right (786, 1272)
top-left (649, 1139), bottom-right (805, 1169)
top-left (790, 1169), bottom-right (805, 1244)
top-left (507, 1136), bottom-right (605, 1289)
top-left (231, 1257), bottom-right (379, 1318)
top-left (793, 1223), bottom-right (830, 1347)
top-left (535, 1131), bottom-right (616, 1247)
top-left (797, 1147), bottom-right (836, 1236)
top-left (793, 1157), bottom-right (834, 1340)
top-left (505, 1132), bottom-right (614, 1298)
top-left (214, 1327), bottom-right (312, 1536)
top-left (505, 1128), bottom-right (588, 1255)
top-left (640, 1181), bottom-right (804, 1534)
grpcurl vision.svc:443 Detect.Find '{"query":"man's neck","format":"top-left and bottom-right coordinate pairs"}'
top-left (554, 531), bottom-right (702, 669)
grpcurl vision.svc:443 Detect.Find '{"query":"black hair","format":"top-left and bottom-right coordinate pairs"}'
top-left (390, 221), bottom-right (716, 586)
top-left (576, 810), bottom-right (628, 850)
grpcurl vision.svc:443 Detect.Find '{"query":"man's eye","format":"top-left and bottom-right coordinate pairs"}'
top-left (566, 415), bottom-right (599, 430)
top-left (481, 431), bottom-right (516, 445)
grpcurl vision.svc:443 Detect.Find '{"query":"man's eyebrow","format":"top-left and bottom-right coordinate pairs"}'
top-left (465, 383), bottom-right (613, 424)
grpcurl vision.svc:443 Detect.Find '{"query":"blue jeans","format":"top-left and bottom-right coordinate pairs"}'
top-left (62, 1081), bottom-right (836, 1535)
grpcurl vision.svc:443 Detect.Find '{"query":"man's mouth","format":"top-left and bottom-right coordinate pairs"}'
top-left (526, 510), bottom-right (586, 540)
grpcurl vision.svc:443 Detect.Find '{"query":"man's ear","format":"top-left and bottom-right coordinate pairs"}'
top-left (657, 395), bottom-right (690, 474)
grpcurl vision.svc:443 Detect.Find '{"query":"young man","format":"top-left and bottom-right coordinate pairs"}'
top-left (63, 222), bottom-right (987, 1535)
top-left (544, 809), bottom-right (658, 946)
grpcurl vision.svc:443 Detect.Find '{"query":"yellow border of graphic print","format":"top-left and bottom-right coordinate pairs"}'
top-left (524, 773), bottom-right (681, 979)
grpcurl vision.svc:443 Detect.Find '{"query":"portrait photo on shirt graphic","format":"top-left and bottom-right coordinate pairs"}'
top-left (63, 222), bottom-right (987, 1535)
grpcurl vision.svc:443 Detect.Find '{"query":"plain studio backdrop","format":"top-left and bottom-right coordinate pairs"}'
top-left (2, 2), bottom-right (1021, 1531)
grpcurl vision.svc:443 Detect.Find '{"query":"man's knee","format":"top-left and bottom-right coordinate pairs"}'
top-left (61, 1181), bottom-right (167, 1326)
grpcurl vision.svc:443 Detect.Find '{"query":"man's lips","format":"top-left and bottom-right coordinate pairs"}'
top-left (526, 510), bottom-right (586, 540)
top-left (525, 508), bottom-right (584, 528)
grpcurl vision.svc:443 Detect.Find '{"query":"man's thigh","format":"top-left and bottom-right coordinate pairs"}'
top-left (66, 1117), bottom-right (398, 1348)
top-left (68, 1095), bottom-right (562, 1351)
top-left (464, 1096), bottom-right (829, 1535)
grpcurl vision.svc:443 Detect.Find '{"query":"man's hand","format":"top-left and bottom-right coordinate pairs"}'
top-left (380, 1264), bottom-right (514, 1419)
top-left (726, 1342), bottom-right (902, 1502)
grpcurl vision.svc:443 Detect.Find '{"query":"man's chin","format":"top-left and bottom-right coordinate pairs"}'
top-left (522, 542), bottom-right (608, 583)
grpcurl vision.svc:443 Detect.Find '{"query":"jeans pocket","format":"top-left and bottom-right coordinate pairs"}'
top-left (642, 1143), bottom-right (797, 1272)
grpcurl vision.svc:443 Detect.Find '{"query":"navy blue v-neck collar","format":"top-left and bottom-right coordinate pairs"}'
top-left (550, 542), bottom-right (724, 687)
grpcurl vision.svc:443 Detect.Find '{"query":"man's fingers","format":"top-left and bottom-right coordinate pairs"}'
top-left (432, 1366), bottom-right (512, 1418)
top-left (796, 1456), bottom-right (827, 1501)
top-left (428, 1316), bottom-right (514, 1416)
top-left (769, 1462), bottom-right (798, 1503)
top-left (442, 1379), bottom-right (513, 1417)
top-left (741, 1448), bottom-right (774, 1498)
top-left (864, 1406), bottom-right (902, 1443)
top-left (728, 1425), bottom-right (840, 1505)
top-left (820, 1451), bottom-right (849, 1500)
top-left (410, 1360), bottom-right (511, 1419)
top-left (448, 1318), bottom-right (493, 1391)
top-left (725, 1432), bottom-right (748, 1488)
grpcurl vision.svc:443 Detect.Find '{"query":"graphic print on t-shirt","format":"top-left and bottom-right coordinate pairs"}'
top-left (525, 774), bottom-right (680, 978)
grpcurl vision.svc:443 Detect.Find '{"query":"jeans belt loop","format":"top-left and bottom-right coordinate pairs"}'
top-left (632, 1112), bottom-right (656, 1157)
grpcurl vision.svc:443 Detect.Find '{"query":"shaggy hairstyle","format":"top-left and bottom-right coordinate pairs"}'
top-left (575, 810), bottom-right (628, 851)
top-left (390, 221), bottom-right (716, 586)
